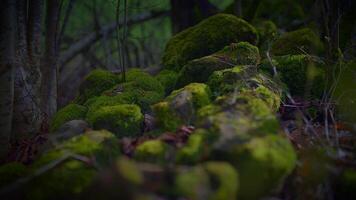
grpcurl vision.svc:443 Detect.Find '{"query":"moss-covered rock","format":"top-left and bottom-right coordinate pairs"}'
top-left (176, 42), bottom-right (260, 87)
top-left (86, 104), bottom-right (144, 138)
top-left (24, 130), bottom-right (121, 200)
top-left (162, 14), bottom-right (258, 71)
top-left (174, 161), bottom-right (239, 200)
top-left (152, 83), bottom-right (212, 131)
top-left (271, 28), bottom-right (324, 56)
top-left (260, 54), bottom-right (326, 97)
top-left (0, 162), bottom-right (29, 189)
top-left (176, 132), bottom-right (208, 165)
top-left (253, 20), bottom-right (278, 50)
top-left (155, 70), bottom-right (179, 95)
top-left (125, 69), bottom-right (165, 96)
top-left (75, 69), bottom-right (120, 104)
top-left (207, 66), bottom-right (281, 110)
top-left (50, 104), bottom-right (88, 132)
top-left (211, 134), bottom-right (296, 200)
top-left (254, 0), bottom-right (305, 28)
top-left (134, 140), bottom-right (168, 164)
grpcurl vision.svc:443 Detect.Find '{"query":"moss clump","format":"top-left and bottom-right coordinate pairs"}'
top-left (26, 130), bottom-right (120, 200)
top-left (50, 104), bottom-right (88, 132)
top-left (125, 69), bottom-right (165, 96)
top-left (260, 55), bottom-right (325, 97)
top-left (162, 14), bottom-right (258, 71)
top-left (203, 162), bottom-right (239, 200)
top-left (86, 104), bottom-right (143, 138)
top-left (212, 135), bottom-right (296, 200)
top-left (0, 162), bottom-right (29, 188)
top-left (254, 0), bottom-right (305, 28)
top-left (271, 28), bottom-right (324, 56)
top-left (116, 157), bottom-right (144, 186)
top-left (134, 140), bottom-right (168, 164)
top-left (253, 20), bottom-right (278, 50)
top-left (176, 42), bottom-right (260, 87)
top-left (152, 83), bottom-right (212, 131)
top-left (75, 69), bottom-right (120, 104)
top-left (155, 70), bottom-right (179, 95)
top-left (176, 133), bottom-right (207, 165)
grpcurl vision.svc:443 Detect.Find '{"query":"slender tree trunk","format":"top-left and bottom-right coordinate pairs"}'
top-left (170, 0), bottom-right (217, 34)
top-left (0, 0), bottom-right (16, 159)
top-left (40, 0), bottom-right (61, 124)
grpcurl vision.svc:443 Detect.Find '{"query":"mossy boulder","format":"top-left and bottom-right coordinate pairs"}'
top-left (75, 69), bottom-right (120, 104)
top-left (50, 104), bottom-right (88, 132)
top-left (134, 140), bottom-right (168, 164)
top-left (152, 83), bottom-right (212, 131)
top-left (155, 70), bottom-right (179, 95)
top-left (24, 130), bottom-right (121, 200)
top-left (271, 28), bottom-right (324, 56)
top-left (176, 132), bottom-right (209, 165)
top-left (207, 66), bottom-right (281, 111)
top-left (162, 14), bottom-right (258, 71)
top-left (211, 134), bottom-right (296, 200)
top-left (86, 104), bottom-right (144, 138)
top-left (176, 42), bottom-right (260, 87)
top-left (260, 54), bottom-right (325, 97)
top-left (254, 0), bottom-right (305, 28)
top-left (174, 161), bottom-right (239, 200)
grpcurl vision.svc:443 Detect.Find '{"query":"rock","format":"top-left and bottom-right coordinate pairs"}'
top-left (152, 83), bottom-right (212, 131)
top-left (254, 0), bottom-right (305, 28)
top-left (50, 104), bottom-right (88, 132)
top-left (207, 65), bottom-right (281, 111)
top-left (23, 130), bottom-right (121, 200)
top-left (271, 28), bottom-right (324, 56)
top-left (176, 42), bottom-right (260, 87)
top-left (211, 134), bottom-right (296, 200)
top-left (74, 69), bottom-right (121, 104)
top-left (86, 104), bottom-right (144, 138)
top-left (155, 70), bottom-right (179, 95)
top-left (134, 140), bottom-right (169, 164)
top-left (260, 54), bottom-right (325, 97)
top-left (162, 14), bottom-right (258, 71)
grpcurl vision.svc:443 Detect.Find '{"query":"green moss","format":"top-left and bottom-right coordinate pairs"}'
top-left (254, 0), bottom-right (305, 28)
top-left (253, 20), bottom-right (278, 50)
top-left (75, 69), bottom-right (120, 104)
top-left (176, 133), bottom-right (206, 164)
top-left (212, 135), bottom-right (296, 200)
top-left (175, 42), bottom-right (260, 87)
top-left (272, 28), bottom-right (324, 56)
top-left (153, 83), bottom-right (212, 131)
top-left (134, 140), bottom-right (168, 164)
top-left (155, 70), bottom-right (179, 95)
top-left (116, 157), bottom-right (143, 186)
top-left (125, 69), bottom-right (164, 96)
top-left (50, 104), bottom-right (88, 132)
top-left (26, 130), bottom-right (120, 200)
top-left (162, 14), bottom-right (258, 71)
top-left (260, 55), bottom-right (326, 97)
top-left (203, 162), bottom-right (239, 200)
top-left (86, 104), bottom-right (144, 138)
top-left (0, 162), bottom-right (29, 188)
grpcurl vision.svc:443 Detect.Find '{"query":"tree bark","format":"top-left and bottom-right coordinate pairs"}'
top-left (40, 0), bottom-right (61, 124)
top-left (170, 0), bottom-right (217, 34)
top-left (0, 0), bottom-right (16, 159)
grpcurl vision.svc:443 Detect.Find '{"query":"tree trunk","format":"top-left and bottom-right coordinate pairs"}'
top-left (40, 0), bottom-right (61, 125)
top-left (170, 0), bottom-right (217, 34)
top-left (0, 0), bottom-right (16, 159)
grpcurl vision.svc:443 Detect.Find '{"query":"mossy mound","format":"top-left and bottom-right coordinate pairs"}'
top-left (253, 20), bottom-right (278, 50)
top-left (260, 54), bottom-right (325, 97)
top-left (125, 69), bottom-right (165, 96)
top-left (254, 0), bottom-right (305, 28)
top-left (207, 66), bottom-right (281, 111)
top-left (211, 134), bottom-right (296, 200)
top-left (75, 69), bottom-right (120, 104)
top-left (152, 83), bottom-right (212, 131)
top-left (155, 70), bottom-right (179, 95)
top-left (50, 104), bottom-right (88, 132)
top-left (271, 28), bottom-right (324, 56)
top-left (25, 130), bottom-right (121, 200)
top-left (176, 132), bottom-right (208, 165)
top-left (134, 140), bottom-right (168, 164)
top-left (162, 14), bottom-right (258, 71)
top-left (86, 104), bottom-right (143, 138)
top-left (0, 162), bottom-right (29, 188)
top-left (175, 161), bottom-right (239, 200)
top-left (176, 42), bottom-right (260, 87)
